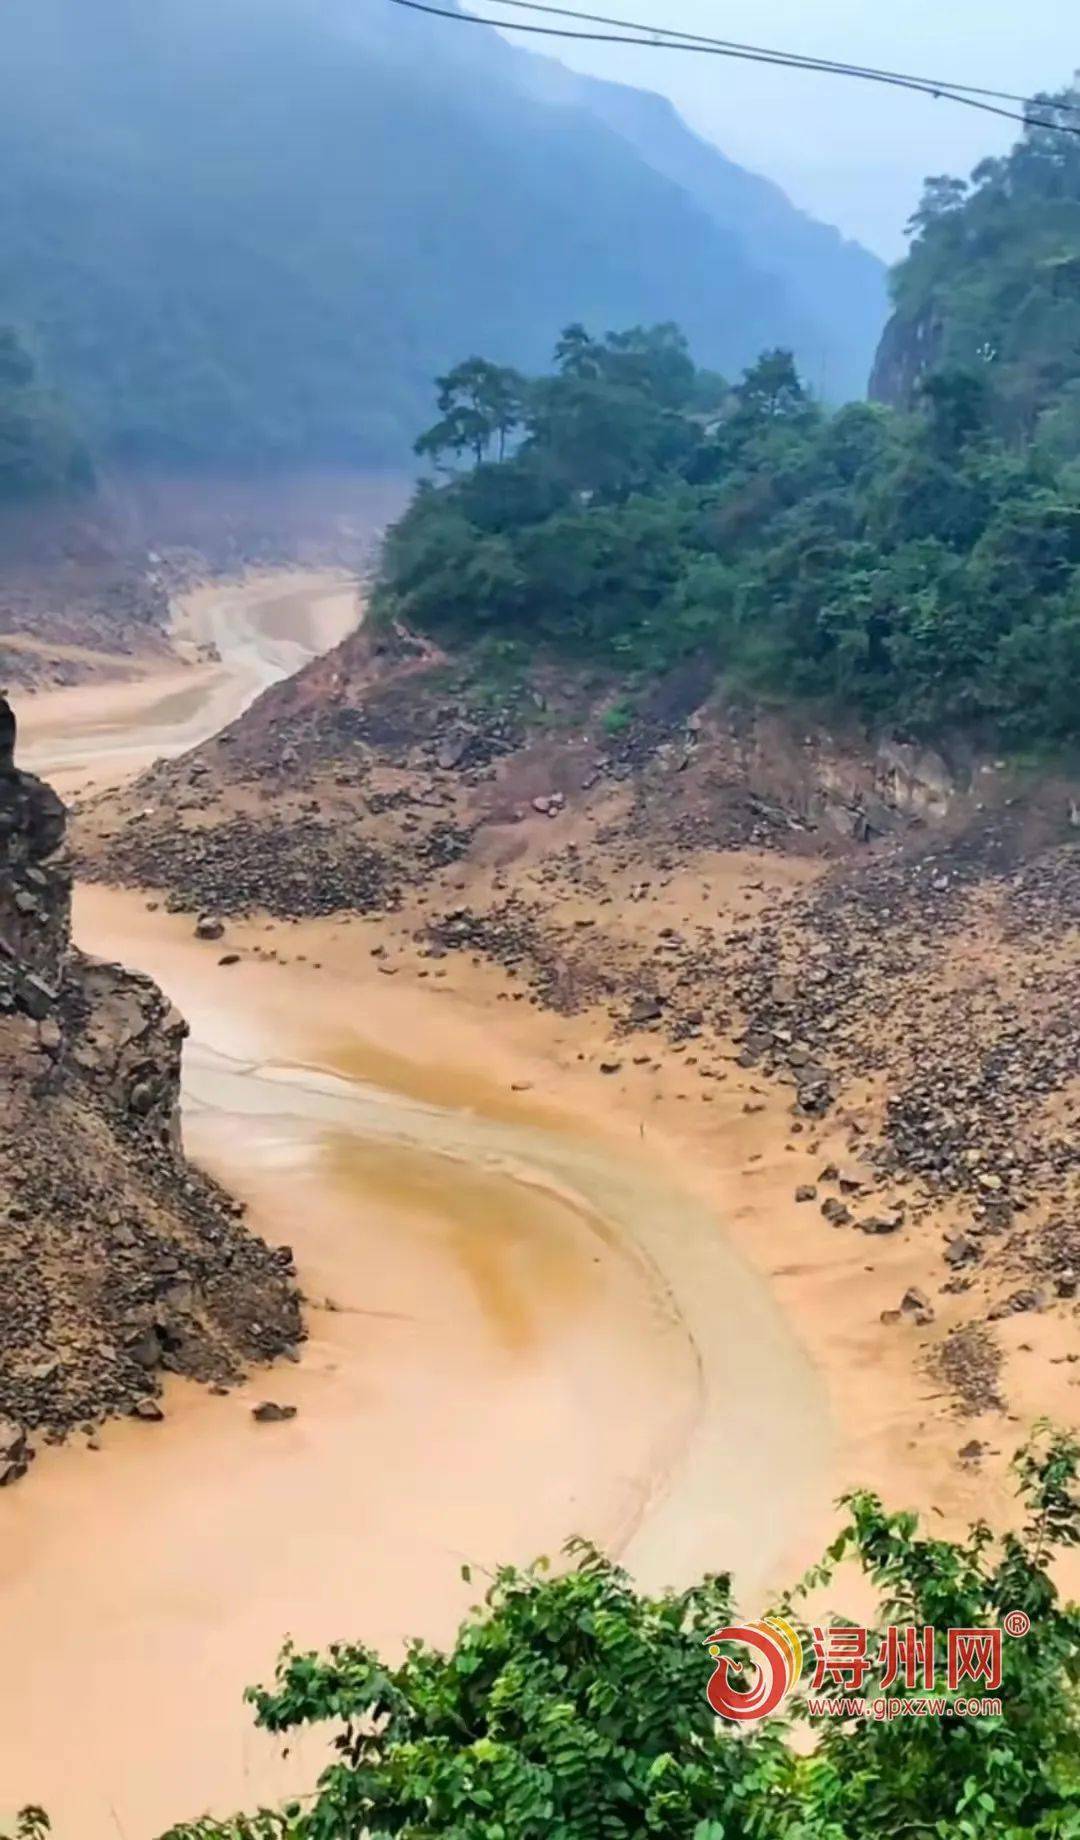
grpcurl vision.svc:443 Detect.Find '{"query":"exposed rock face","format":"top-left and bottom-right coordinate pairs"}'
top-left (868, 304), bottom-right (944, 409)
top-left (0, 695), bottom-right (301, 1471)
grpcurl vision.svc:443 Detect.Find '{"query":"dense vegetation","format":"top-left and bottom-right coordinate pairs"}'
top-left (0, 0), bottom-right (882, 471)
top-left (60, 1427), bottom-right (1065, 1837)
top-left (872, 88), bottom-right (1080, 441)
top-left (375, 305), bottom-right (1080, 744)
top-left (0, 326), bottom-right (91, 504)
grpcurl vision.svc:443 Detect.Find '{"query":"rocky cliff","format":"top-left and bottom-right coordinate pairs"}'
top-left (867, 302), bottom-right (944, 409)
top-left (0, 693), bottom-right (300, 1482)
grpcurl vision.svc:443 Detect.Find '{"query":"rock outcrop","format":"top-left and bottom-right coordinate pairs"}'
top-left (0, 694), bottom-right (301, 1474)
top-left (867, 303), bottom-right (944, 409)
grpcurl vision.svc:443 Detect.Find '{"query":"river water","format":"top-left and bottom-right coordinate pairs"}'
top-left (5, 573), bottom-right (829, 1837)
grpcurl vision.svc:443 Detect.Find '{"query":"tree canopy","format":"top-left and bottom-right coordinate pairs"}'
top-left (376, 320), bottom-right (1080, 746)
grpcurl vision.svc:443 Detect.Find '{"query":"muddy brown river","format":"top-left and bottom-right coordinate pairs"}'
top-left (6, 573), bottom-right (829, 1836)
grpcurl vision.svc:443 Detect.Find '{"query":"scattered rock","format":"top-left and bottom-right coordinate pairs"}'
top-left (989, 1288), bottom-right (1045, 1320)
top-left (0, 1417), bottom-right (30, 1487)
top-left (13, 971), bottom-right (54, 1020)
top-left (859, 1212), bottom-right (903, 1235)
top-left (252, 1401), bottom-right (298, 1424)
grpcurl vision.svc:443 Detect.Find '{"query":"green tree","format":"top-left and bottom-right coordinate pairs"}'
top-left (734, 348), bottom-right (808, 422)
top-left (880, 88), bottom-right (1080, 445)
top-left (918, 366), bottom-right (993, 457)
top-left (378, 304), bottom-right (1080, 746)
top-left (905, 173), bottom-right (969, 237)
top-left (553, 322), bottom-right (601, 381)
top-left (415, 360), bottom-right (526, 469)
top-left (792, 1424), bottom-right (1080, 1838)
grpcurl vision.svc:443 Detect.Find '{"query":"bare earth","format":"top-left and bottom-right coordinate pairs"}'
top-left (5, 570), bottom-right (1077, 1835)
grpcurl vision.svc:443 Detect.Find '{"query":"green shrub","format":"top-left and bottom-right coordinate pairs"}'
top-left (155, 1428), bottom-right (1080, 1840)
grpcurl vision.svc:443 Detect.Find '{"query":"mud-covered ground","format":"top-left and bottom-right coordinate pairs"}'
top-left (77, 630), bottom-right (1080, 1433)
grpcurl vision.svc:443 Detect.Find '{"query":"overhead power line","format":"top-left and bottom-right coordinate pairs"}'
top-left (388, 0), bottom-right (1080, 139)
top-left (468, 0), bottom-right (1080, 116)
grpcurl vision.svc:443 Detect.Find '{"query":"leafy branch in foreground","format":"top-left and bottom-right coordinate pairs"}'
top-left (157, 1427), bottom-right (1080, 1840)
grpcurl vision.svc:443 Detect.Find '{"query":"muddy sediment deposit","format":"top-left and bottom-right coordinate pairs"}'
top-left (80, 626), bottom-right (1080, 1404)
top-left (0, 693), bottom-right (301, 1460)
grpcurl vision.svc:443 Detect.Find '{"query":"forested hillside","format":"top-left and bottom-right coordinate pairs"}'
top-left (0, 326), bottom-right (91, 505)
top-left (377, 308), bottom-right (1080, 744)
top-left (0, 0), bottom-right (883, 472)
top-left (871, 88), bottom-right (1080, 444)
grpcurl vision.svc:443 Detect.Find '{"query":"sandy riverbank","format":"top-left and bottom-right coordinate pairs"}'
top-left (17, 569), bottom-right (358, 797)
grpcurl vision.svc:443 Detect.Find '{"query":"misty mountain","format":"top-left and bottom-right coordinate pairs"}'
top-left (523, 57), bottom-right (886, 403)
top-left (0, 0), bottom-right (886, 471)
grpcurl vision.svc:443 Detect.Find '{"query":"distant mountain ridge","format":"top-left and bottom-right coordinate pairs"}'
top-left (0, 0), bottom-right (886, 471)
top-left (523, 56), bottom-right (886, 402)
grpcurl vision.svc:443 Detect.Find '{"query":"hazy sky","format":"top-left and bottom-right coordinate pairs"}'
top-left (485, 0), bottom-right (1076, 260)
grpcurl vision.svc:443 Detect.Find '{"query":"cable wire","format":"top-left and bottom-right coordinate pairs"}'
top-left (388, 0), bottom-right (1080, 138)
top-left (458, 0), bottom-right (1080, 117)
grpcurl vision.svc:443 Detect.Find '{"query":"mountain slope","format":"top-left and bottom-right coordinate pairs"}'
top-left (0, 0), bottom-right (884, 471)
top-left (524, 57), bottom-right (886, 403)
